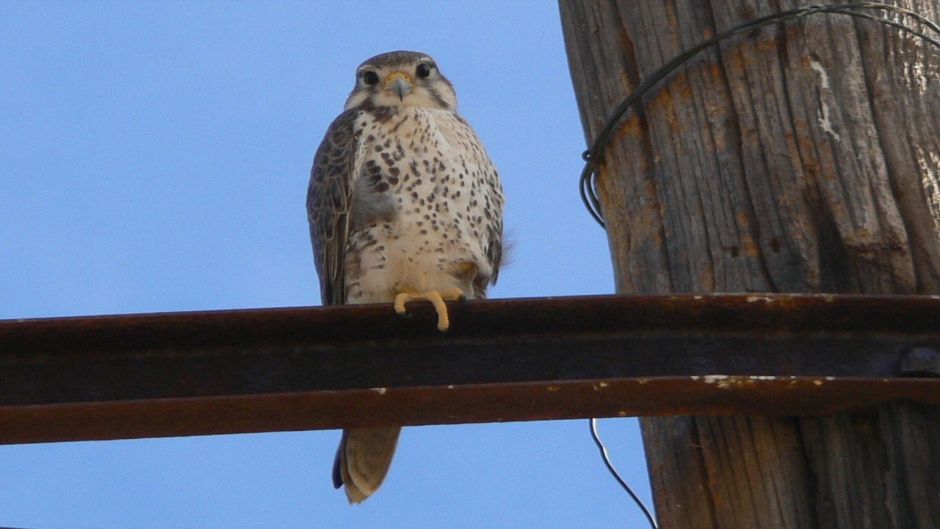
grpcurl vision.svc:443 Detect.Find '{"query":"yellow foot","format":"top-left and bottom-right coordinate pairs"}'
top-left (394, 288), bottom-right (465, 331)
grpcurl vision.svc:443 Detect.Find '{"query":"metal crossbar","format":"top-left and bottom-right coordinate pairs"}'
top-left (1, 294), bottom-right (938, 444)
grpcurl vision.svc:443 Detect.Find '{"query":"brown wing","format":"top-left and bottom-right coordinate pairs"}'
top-left (486, 209), bottom-right (504, 285)
top-left (307, 109), bottom-right (361, 305)
top-left (478, 179), bottom-right (504, 297)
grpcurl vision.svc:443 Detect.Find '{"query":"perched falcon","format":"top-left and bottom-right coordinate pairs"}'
top-left (306, 50), bottom-right (504, 503)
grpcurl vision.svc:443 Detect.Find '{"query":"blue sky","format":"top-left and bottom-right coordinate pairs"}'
top-left (0, 2), bottom-right (653, 527)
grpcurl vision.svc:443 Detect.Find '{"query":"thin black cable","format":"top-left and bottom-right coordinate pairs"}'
top-left (589, 418), bottom-right (658, 529)
top-left (580, 2), bottom-right (940, 227)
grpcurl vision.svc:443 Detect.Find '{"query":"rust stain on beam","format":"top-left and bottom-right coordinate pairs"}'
top-left (1, 294), bottom-right (939, 444)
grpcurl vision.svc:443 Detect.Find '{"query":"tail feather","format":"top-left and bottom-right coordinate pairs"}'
top-left (332, 427), bottom-right (402, 504)
top-left (332, 433), bottom-right (346, 489)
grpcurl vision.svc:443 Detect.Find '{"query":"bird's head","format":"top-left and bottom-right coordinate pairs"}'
top-left (344, 51), bottom-right (457, 111)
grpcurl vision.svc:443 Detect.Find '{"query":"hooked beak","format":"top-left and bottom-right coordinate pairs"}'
top-left (383, 71), bottom-right (413, 101)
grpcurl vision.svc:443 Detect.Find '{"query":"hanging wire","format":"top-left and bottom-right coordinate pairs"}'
top-left (590, 418), bottom-right (658, 529)
top-left (579, 2), bottom-right (940, 228)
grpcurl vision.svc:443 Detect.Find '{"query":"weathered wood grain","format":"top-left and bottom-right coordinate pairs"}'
top-left (560, 0), bottom-right (940, 527)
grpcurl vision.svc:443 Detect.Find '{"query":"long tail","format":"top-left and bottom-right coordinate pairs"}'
top-left (332, 427), bottom-right (402, 503)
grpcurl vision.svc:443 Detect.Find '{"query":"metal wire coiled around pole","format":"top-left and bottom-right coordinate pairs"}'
top-left (579, 2), bottom-right (940, 228)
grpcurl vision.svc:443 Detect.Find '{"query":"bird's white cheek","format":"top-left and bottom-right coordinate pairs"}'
top-left (343, 91), bottom-right (368, 111)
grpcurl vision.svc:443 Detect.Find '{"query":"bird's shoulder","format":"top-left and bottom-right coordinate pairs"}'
top-left (313, 109), bottom-right (363, 170)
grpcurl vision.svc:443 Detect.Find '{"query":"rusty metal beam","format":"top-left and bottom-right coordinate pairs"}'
top-left (1, 294), bottom-right (939, 444)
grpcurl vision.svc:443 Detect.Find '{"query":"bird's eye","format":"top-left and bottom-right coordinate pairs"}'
top-left (361, 70), bottom-right (379, 86)
top-left (416, 62), bottom-right (433, 79)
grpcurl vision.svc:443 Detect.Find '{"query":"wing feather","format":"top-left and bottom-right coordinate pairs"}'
top-left (307, 109), bottom-right (362, 305)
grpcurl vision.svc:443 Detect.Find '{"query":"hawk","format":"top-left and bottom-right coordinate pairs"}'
top-left (306, 50), bottom-right (504, 503)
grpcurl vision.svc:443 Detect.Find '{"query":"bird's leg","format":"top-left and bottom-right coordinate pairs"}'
top-left (394, 287), bottom-right (465, 331)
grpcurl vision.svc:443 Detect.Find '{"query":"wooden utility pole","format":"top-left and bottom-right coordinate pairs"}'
top-left (560, 1), bottom-right (940, 528)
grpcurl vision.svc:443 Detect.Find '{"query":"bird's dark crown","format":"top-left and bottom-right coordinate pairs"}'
top-left (359, 50), bottom-right (432, 70)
